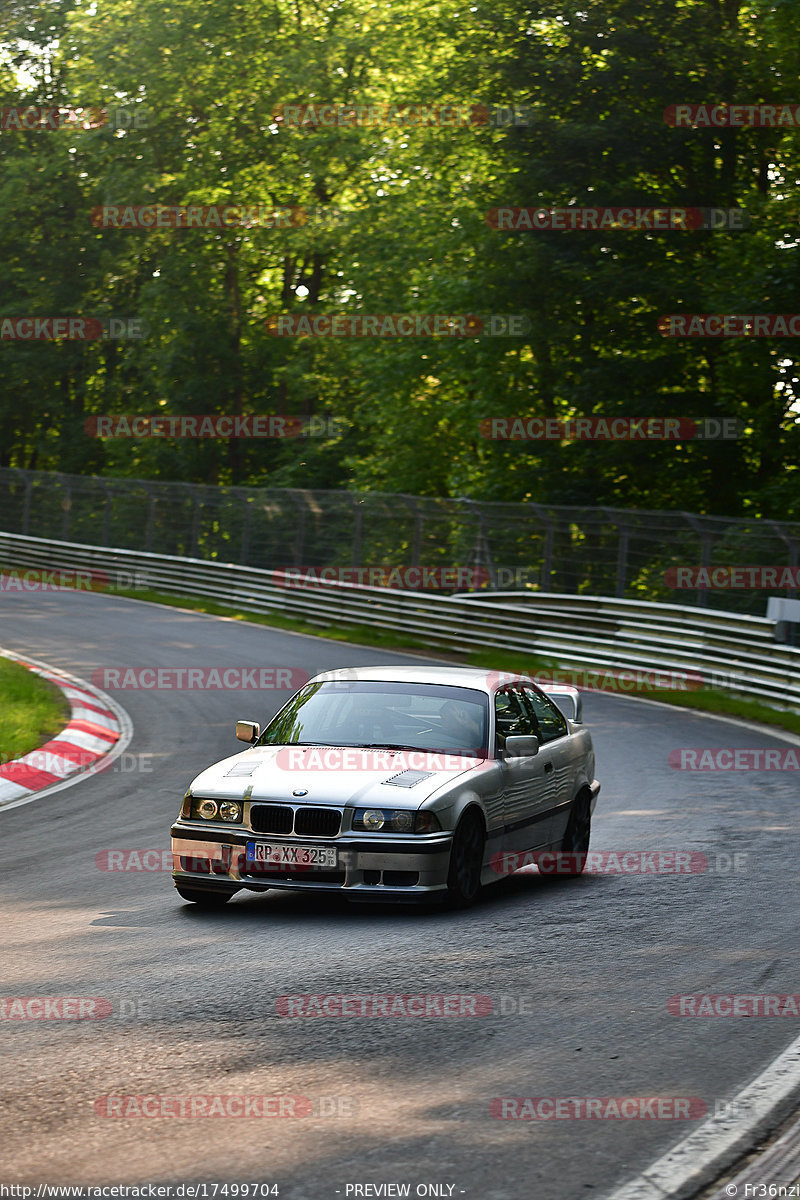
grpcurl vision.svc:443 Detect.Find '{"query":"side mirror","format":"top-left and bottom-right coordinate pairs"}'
top-left (537, 684), bottom-right (582, 724)
top-left (504, 734), bottom-right (539, 758)
top-left (236, 720), bottom-right (261, 744)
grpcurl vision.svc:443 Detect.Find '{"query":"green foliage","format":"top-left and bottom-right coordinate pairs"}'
top-left (0, 0), bottom-right (798, 518)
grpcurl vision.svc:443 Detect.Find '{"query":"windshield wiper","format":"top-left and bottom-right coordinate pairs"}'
top-left (272, 741), bottom-right (415, 750)
top-left (358, 742), bottom-right (424, 751)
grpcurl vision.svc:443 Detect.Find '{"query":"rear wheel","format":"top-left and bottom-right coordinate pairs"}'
top-left (446, 811), bottom-right (486, 907)
top-left (174, 884), bottom-right (239, 906)
top-left (557, 793), bottom-right (592, 875)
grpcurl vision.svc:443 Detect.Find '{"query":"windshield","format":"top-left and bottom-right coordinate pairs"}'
top-left (257, 680), bottom-right (489, 756)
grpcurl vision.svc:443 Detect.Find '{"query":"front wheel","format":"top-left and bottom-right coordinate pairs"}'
top-left (446, 811), bottom-right (486, 907)
top-left (557, 793), bottom-right (592, 875)
top-left (174, 884), bottom-right (239, 906)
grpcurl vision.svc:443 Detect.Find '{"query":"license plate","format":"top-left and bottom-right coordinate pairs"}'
top-left (246, 841), bottom-right (337, 870)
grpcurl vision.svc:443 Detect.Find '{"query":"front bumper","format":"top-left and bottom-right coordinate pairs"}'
top-left (171, 822), bottom-right (454, 902)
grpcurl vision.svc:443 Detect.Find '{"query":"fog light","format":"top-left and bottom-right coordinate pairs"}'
top-left (198, 799), bottom-right (218, 820)
top-left (361, 809), bottom-right (385, 831)
top-left (219, 801), bottom-right (241, 822)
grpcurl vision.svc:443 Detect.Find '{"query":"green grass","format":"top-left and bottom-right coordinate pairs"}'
top-left (106, 584), bottom-right (800, 735)
top-left (0, 657), bottom-right (70, 763)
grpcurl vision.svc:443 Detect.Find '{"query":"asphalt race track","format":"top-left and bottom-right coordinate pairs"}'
top-left (1, 588), bottom-right (799, 1199)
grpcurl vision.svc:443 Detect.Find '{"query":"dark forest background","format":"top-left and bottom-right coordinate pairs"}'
top-left (1, 0), bottom-right (799, 518)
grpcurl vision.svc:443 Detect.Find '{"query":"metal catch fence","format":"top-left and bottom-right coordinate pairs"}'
top-left (1, 467), bottom-right (799, 614)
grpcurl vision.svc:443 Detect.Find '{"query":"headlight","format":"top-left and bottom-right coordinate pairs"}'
top-left (352, 808), bottom-right (441, 833)
top-left (190, 797), bottom-right (219, 820)
top-left (360, 808), bottom-right (385, 831)
top-left (190, 796), bottom-right (244, 822)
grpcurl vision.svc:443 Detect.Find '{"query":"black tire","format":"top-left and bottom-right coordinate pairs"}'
top-left (446, 811), bottom-right (486, 907)
top-left (557, 793), bottom-right (592, 875)
top-left (174, 884), bottom-right (239, 906)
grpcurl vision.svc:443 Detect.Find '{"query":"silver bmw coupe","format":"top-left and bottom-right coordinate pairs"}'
top-left (171, 665), bottom-right (600, 908)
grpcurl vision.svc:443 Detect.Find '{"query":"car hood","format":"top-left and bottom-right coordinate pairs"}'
top-left (189, 744), bottom-right (486, 808)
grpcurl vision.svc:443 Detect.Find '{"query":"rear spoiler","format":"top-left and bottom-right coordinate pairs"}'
top-left (537, 683), bottom-right (583, 724)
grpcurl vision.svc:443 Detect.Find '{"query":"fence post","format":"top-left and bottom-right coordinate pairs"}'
top-left (22, 473), bottom-right (32, 535)
top-left (615, 523), bottom-right (630, 598)
top-left (288, 491), bottom-right (306, 566)
top-left (60, 481), bottom-right (72, 540)
top-left (459, 498), bottom-right (496, 589)
top-left (241, 498), bottom-right (252, 565)
top-left (144, 489), bottom-right (156, 553)
top-left (771, 521), bottom-right (799, 601)
top-left (351, 496), bottom-right (363, 567)
top-left (541, 516), bottom-right (554, 593)
top-left (102, 483), bottom-right (112, 546)
top-left (189, 486), bottom-right (201, 558)
top-left (401, 495), bottom-right (423, 567)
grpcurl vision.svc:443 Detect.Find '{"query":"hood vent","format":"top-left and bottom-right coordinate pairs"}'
top-left (382, 769), bottom-right (435, 788)
top-left (225, 762), bottom-right (259, 777)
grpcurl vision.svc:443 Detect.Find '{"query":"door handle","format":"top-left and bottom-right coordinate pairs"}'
top-left (544, 762), bottom-right (554, 773)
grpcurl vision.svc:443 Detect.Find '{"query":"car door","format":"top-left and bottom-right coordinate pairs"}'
top-left (520, 684), bottom-right (574, 847)
top-left (496, 686), bottom-right (557, 851)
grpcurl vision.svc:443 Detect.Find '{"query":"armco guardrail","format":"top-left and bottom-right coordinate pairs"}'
top-left (1, 531), bottom-right (799, 709)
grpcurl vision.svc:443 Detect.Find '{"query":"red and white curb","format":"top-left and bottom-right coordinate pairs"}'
top-left (0, 648), bottom-right (133, 812)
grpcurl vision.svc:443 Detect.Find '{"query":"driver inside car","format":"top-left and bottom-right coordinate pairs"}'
top-left (440, 700), bottom-right (483, 754)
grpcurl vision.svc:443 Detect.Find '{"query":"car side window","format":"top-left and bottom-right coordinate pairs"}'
top-left (522, 686), bottom-right (568, 743)
top-left (494, 687), bottom-right (537, 752)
